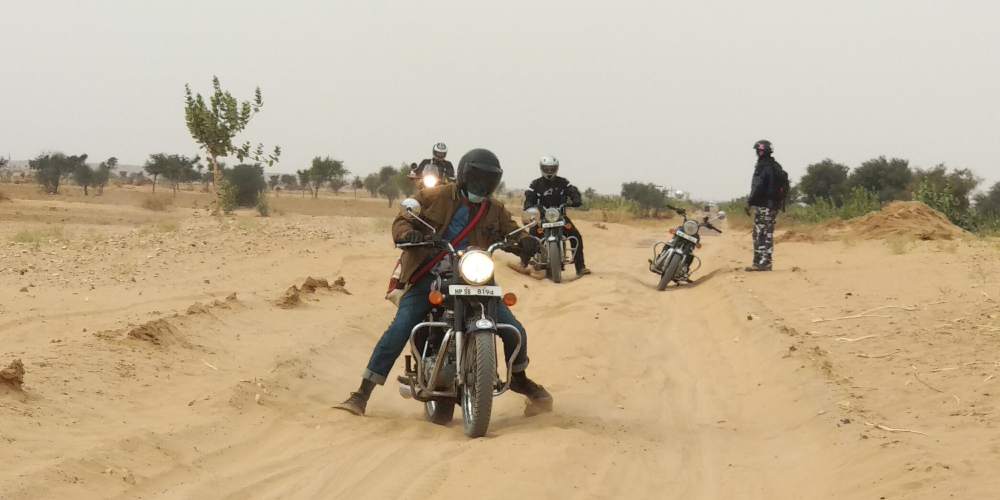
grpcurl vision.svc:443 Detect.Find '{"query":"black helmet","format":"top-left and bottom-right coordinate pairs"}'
top-left (457, 148), bottom-right (503, 198)
top-left (753, 139), bottom-right (773, 156)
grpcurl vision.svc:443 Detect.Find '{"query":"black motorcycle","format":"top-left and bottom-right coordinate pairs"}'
top-left (524, 205), bottom-right (578, 283)
top-left (650, 206), bottom-right (725, 290)
top-left (394, 198), bottom-right (536, 438)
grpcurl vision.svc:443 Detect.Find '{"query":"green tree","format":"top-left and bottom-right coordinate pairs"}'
top-left (93, 156), bottom-right (118, 195)
top-left (351, 175), bottom-right (363, 199)
top-left (280, 174), bottom-right (298, 190)
top-left (620, 181), bottom-right (668, 217)
top-left (307, 156), bottom-right (348, 197)
top-left (911, 164), bottom-right (980, 212)
top-left (184, 76), bottom-right (280, 212)
top-left (848, 156), bottom-right (913, 202)
top-left (162, 155), bottom-right (201, 194)
top-left (29, 153), bottom-right (88, 194)
top-left (376, 165), bottom-right (404, 206)
top-left (73, 163), bottom-right (95, 195)
top-left (224, 164), bottom-right (267, 207)
top-left (974, 181), bottom-right (1000, 220)
top-left (363, 173), bottom-right (380, 197)
top-left (296, 169), bottom-right (310, 197)
top-left (798, 159), bottom-right (850, 205)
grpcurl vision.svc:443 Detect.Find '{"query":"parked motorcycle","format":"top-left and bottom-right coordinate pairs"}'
top-left (523, 205), bottom-right (578, 283)
top-left (394, 198), bottom-right (536, 437)
top-left (650, 206), bottom-right (725, 290)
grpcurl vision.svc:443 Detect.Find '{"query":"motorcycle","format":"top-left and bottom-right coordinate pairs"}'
top-left (410, 164), bottom-right (448, 190)
top-left (650, 206), bottom-right (725, 291)
top-left (394, 198), bottom-right (537, 438)
top-left (523, 205), bottom-right (578, 284)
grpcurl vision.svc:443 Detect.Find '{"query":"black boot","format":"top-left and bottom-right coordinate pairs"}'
top-left (334, 379), bottom-right (376, 416)
top-left (510, 371), bottom-right (553, 415)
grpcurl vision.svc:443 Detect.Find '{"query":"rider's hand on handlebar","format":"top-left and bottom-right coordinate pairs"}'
top-left (403, 230), bottom-right (424, 244)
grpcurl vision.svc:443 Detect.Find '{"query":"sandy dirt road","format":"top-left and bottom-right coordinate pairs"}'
top-left (2, 195), bottom-right (999, 499)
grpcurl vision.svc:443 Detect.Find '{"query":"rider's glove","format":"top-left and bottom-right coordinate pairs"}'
top-left (403, 230), bottom-right (424, 244)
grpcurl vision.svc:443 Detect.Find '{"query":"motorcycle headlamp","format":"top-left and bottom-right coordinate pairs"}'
top-left (422, 174), bottom-right (439, 188)
top-left (683, 220), bottom-right (700, 235)
top-left (544, 207), bottom-right (561, 223)
top-left (458, 250), bottom-right (495, 285)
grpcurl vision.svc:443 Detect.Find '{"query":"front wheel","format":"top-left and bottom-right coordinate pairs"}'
top-left (461, 333), bottom-right (496, 438)
top-left (657, 252), bottom-right (683, 291)
top-left (424, 400), bottom-right (456, 425)
top-left (547, 241), bottom-right (562, 283)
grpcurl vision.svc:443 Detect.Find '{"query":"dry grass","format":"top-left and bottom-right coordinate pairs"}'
top-left (141, 195), bottom-right (173, 211)
top-left (0, 190), bottom-right (10, 202)
top-left (11, 226), bottom-right (66, 246)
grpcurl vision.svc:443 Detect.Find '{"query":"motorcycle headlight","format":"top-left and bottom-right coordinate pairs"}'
top-left (422, 174), bottom-right (438, 188)
top-left (458, 250), bottom-right (495, 285)
top-left (544, 207), bottom-right (561, 223)
top-left (683, 220), bottom-right (699, 235)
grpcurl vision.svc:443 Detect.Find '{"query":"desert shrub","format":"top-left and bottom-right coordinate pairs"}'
top-left (141, 195), bottom-right (173, 211)
top-left (621, 182), bottom-right (669, 217)
top-left (914, 178), bottom-right (975, 230)
top-left (11, 226), bottom-right (65, 245)
top-left (219, 180), bottom-right (238, 214)
top-left (256, 194), bottom-right (271, 217)
top-left (224, 164), bottom-right (266, 207)
top-left (785, 187), bottom-right (880, 224)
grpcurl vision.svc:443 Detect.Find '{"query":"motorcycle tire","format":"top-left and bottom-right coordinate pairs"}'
top-left (424, 399), bottom-right (456, 425)
top-left (547, 241), bottom-right (562, 284)
top-left (657, 253), bottom-right (682, 291)
top-left (461, 333), bottom-right (496, 438)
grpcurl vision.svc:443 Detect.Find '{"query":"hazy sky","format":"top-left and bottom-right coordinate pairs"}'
top-left (2, 0), bottom-right (998, 199)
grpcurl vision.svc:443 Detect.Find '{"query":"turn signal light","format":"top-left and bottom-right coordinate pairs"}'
top-left (428, 290), bottom-right (445, 306)
top-left (503, 293), bottom-right (518, 307)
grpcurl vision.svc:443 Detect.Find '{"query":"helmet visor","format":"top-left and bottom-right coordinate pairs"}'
top-left (463, 166), bottom-right (501, 197)
top-left (541, 164), bottom-right (558, 176)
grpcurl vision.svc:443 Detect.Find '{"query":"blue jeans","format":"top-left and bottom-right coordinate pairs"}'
top-left (363, 277), bottom-right (530, 384)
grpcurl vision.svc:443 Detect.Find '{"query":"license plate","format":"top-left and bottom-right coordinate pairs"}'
top-left (449, 285), bottom-right (502, 297)
top-left (675, 230), bottom-right (698, 243)
top-left (542, 221), bottom-right (565, 228)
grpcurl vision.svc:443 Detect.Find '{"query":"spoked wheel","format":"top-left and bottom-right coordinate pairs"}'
top-left (424, 399), bottom-right (456, 425)
top-left (657, 253), bottom-right (682, 291)
top-left (461, 333), bottom-right (496, 438)
top-left (547, 241), bottom-right (562, 283)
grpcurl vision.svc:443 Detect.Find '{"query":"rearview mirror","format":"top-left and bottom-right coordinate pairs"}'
top-left (400, 198), bottom-right (421, 218)
top-left (524, 207), bottom-right (540, 222)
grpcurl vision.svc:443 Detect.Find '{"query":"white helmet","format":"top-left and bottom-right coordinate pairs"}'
top-left (432, 142), bottom-right (448, 158)
top-left (539, 155), bottom-right (559, 178)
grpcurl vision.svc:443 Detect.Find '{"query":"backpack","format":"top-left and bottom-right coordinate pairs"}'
top-left (772, 163), bottom-right (791, 210)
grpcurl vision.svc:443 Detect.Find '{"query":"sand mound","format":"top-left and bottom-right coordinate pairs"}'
top-left (277, 277), bottom-right (350, 307)
top-left (843, 201), bottom-right (967, 240)
top-left (277, 286), bottom-right (302, 309)
top-left (1, 359), bottom-right (25, 389)
top-left (127, 319), bottom-right (183, 346)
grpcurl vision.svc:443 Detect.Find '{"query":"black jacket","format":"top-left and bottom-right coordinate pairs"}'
top-left (414, 159), bottom-right (455, 180)
top-left (748, 157), bottom-right (782, 209)
top-left (524, 176), bottom-right (582, 210)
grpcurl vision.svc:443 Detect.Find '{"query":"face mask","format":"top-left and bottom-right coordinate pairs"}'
top-left (467, 192), bottom-right (486, 203)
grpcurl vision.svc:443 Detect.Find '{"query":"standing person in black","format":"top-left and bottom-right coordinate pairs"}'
top-left (410, 142), bottom-right (455, 182)
top-left (746, 139), bottom-right (789, 271)
top-left (523, 156), bottom-right (591, 277)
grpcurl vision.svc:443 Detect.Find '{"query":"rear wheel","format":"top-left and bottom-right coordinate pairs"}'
top-left (461, 333), bottom-right (496, 438)
top-left (547, 241), bottom-right (562, 283)
top-left (424, 400), bottom-right (456, 425)
top-left (657, 253), bottom-right (682, 291)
